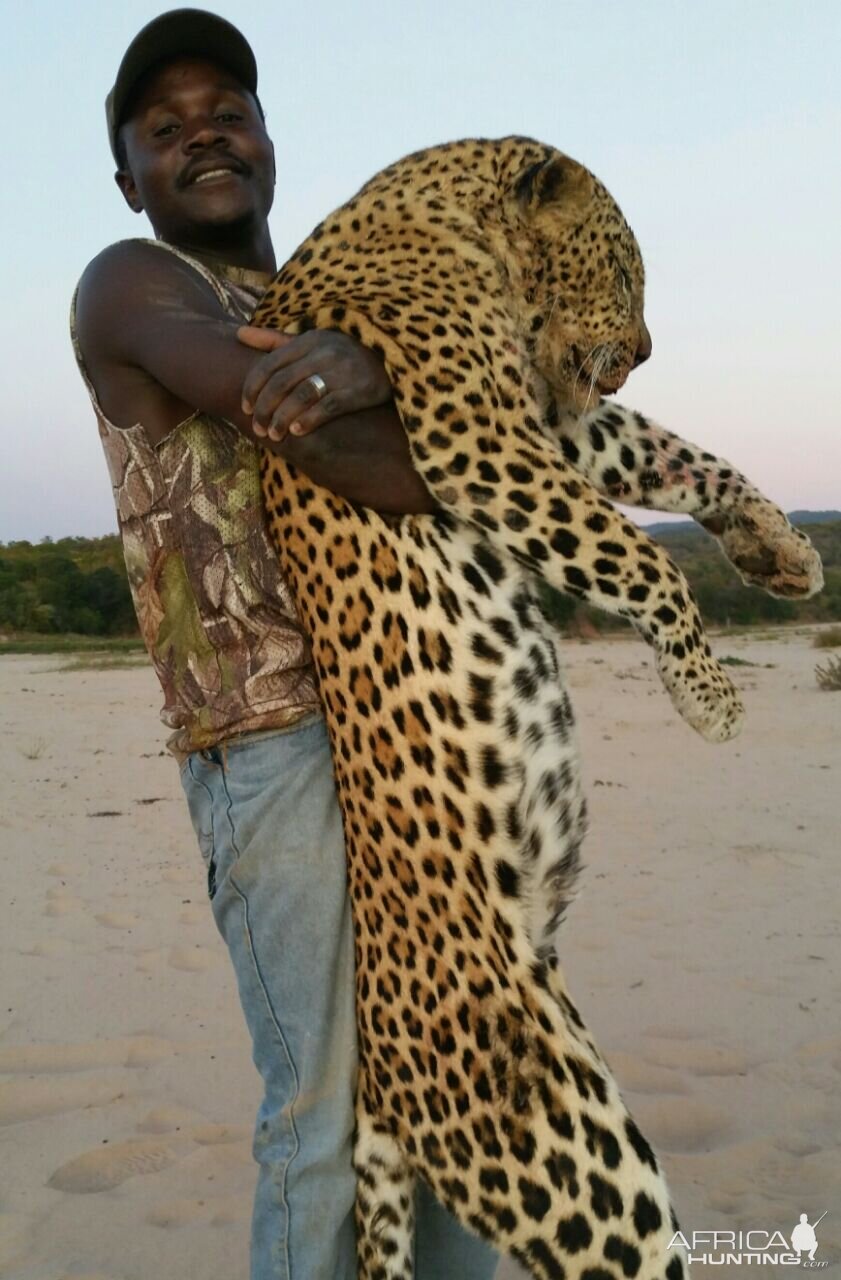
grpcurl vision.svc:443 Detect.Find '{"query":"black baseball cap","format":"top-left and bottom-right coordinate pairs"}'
top-left (106, 8), bottom-right (258, 161)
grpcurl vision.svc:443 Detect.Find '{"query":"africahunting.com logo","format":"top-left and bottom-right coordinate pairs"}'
top-left (668, 1212), bottom-right (830, 1267)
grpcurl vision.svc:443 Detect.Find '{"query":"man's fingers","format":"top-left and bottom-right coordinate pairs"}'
top-left (242, 343), bottom-right (315, 413)
top-left (240, 332), bottom-right (322, 410)
top-left (263, 376), bottom-right (336, 441)
top-left (237, 325), bottom-right (293, 351)
top-left (242, 329), bottom-right (391, 420)
top-left (251, 363), bottom-right (321, 430)
top-left (281, 400), bottom-right (338, 439)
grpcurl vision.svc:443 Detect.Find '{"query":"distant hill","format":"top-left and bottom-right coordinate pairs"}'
top-left (641, 510), bottom-right (841, 536)
top-left (2, 515), bottom-right (839, 640)
top-left (541, 514), bottom-right (841, 632)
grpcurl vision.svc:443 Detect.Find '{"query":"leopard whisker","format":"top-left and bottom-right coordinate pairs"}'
top-left (574, 346), bottom-right (608, 424)
top-left (545, 291), bottom-right (562, 329)
top-left (572, 343), bottom-right (600, 390)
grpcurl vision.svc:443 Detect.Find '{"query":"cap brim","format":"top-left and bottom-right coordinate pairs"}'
top-left (107, 8), bottom-right (257, 162)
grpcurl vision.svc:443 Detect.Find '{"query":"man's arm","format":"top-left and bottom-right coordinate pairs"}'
top-left (74, 241), bottom-right (435, 515)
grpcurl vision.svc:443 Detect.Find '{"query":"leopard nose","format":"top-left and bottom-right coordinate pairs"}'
top-left (633, 320), bottom-right (653, 368)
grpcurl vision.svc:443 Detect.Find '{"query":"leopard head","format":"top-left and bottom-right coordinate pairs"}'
top-left (508, 149), bottom-right (651, 411)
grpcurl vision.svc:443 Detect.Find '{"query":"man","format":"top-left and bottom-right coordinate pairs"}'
top-left (72, 9), bottom-right (499, 1280)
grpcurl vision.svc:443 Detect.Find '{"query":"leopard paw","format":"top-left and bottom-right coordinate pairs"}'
top-left (656, 645), bottom-right (745, 744)
top-left (703, 502), bottom-right (824, 600)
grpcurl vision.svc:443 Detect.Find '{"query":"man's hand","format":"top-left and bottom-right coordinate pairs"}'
top-left (238, 326), bottom-right (392, 443)
top-left (75, 241), bottom-right (434, 513)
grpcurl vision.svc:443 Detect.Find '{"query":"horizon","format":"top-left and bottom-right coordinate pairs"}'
top-left (3, 1), bottom-right (840, 541)
top-left (3, 506), bottom-right (840, 550)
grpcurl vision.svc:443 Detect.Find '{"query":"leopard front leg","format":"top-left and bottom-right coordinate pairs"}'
top-left (406, 412), bottom-right (744, 743)
top-left (261, 302), bottom-right (743, 742)
top-left (552, 402), bottom-right (824, 599)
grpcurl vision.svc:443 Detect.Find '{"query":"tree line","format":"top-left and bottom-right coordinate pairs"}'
top-left (0, 537), bottom-right (135, 636)
top-left (1, 520), bottom-right (839, 640)
top-left (540, 518), bottom-right (841, 631)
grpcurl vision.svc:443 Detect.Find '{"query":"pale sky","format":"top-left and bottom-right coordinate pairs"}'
top-left (2, 0), bottom-right (839, 542)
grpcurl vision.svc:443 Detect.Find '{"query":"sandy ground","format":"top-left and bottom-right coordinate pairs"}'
top-left (1, 627), bottom-right (838, 1280)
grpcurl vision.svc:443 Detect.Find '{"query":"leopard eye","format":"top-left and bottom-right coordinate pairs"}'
top-left (610, 252), bottom-right (633, 297)
top-left (618, 264), bottom-right (633, 295)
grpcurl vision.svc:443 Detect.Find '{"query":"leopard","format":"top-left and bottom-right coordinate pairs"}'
top-left (250, 137), bottom-right (823, 1280)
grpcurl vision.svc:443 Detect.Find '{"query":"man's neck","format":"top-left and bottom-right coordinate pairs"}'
top-left (157, 222), bottom-right (277, 275)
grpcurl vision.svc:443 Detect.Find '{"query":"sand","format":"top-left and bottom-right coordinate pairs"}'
top-left (1, 627), bottom-right (838, 1280)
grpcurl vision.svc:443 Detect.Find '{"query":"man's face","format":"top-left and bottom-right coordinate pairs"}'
top-left (116, 56), bottom-right (275, 245)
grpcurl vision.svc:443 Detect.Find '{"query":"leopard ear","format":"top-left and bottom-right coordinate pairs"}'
top-left (514, 154), bottom-right (592, 214)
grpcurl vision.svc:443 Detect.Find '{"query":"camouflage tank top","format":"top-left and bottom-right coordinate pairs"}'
top-left (70, 238), bottom-right (321, 760)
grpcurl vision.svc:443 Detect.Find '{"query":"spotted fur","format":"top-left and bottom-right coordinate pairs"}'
top-left (251, 138), bottom-right (822, 1280)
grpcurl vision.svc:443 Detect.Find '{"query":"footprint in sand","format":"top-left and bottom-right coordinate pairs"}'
top-left (135, 1108), bottom-right (251, 1139)
top-left (641, 1024), bottom-right (698, 1041)
top-left (0, 1034), bottom-right (172, 1074)
top-left (135, 948), bottom-right (165, 974)
top-left (624, 906), bottom-right (663, 924)
top-left (775, 1134), bottom-right (822, 1157)
top-left (0, 1075), bottom-right (121, 1126)
top-left (605, 1050), bottom-right (690, 1096)
top-left (95, 911), bottom-right (139, 930)
top-left (146, 1192), bottom-right (251, 1229)
top-left (178, 904), bottom-right (206, 925)
top-left (798, 1144), bottom-right (841, 1198)
top-left (573, 937), bottom-right (606, 953)
top-left (210, 1196), bottom-right (251, 1227)
top-left (145, 1198), bottom-right (206, 1228)
top-left (161, 867), bottom-right (195, 885)
top-left (168, 945), bottom-right (216, 972)
top-left (123, 1037), bottom-right (175, 1068)
top-left (48, 1134), bottom-right (190, 1193)
top-left (136, 1106), bottom-right (201, 1134)
top-left (706, 1136), bottom-right (824, 1201)
top-left (0, 1211), bottom-right (31, 1270)
top-left (734, 976), bottom-right (791, 995)
top-left (629, 1095), bottom-right (734, 1153)
top-left (726, 843), bottom-right (816, 873)
top-left (19, 938), bottom-right (69, 958)
top-left (796, 1035), bottom-right (841, 1068)
top-left (706, 1186), bottom-right (749, 1213)
top-left (642, 1037), bottom-right (751, 1077)
top-left (192, 1121), bottom-right (252, 1145)
top-left (44, 892), bottom-right (85, 917)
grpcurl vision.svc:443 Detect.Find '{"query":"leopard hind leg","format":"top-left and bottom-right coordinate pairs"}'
top-left (501, 593), bottom-right (588, 958)
top-left (355, 1111), bottom-right (416, 1280)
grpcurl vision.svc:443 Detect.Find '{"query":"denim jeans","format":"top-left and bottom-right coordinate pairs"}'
top-left (181, 716), bottom-right (499, 1280)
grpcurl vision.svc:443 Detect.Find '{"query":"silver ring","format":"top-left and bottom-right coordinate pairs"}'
top-left (306, 373), bottom-right (327, 402)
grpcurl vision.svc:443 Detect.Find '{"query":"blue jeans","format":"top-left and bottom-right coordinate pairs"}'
top-left (181, 716), bottom-right (499, 1280)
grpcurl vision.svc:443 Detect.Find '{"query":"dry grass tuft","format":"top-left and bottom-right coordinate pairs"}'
top-left (815, 654), bottom-right (841, 691)
top-left (813, 627), bottom-right (841, 650)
